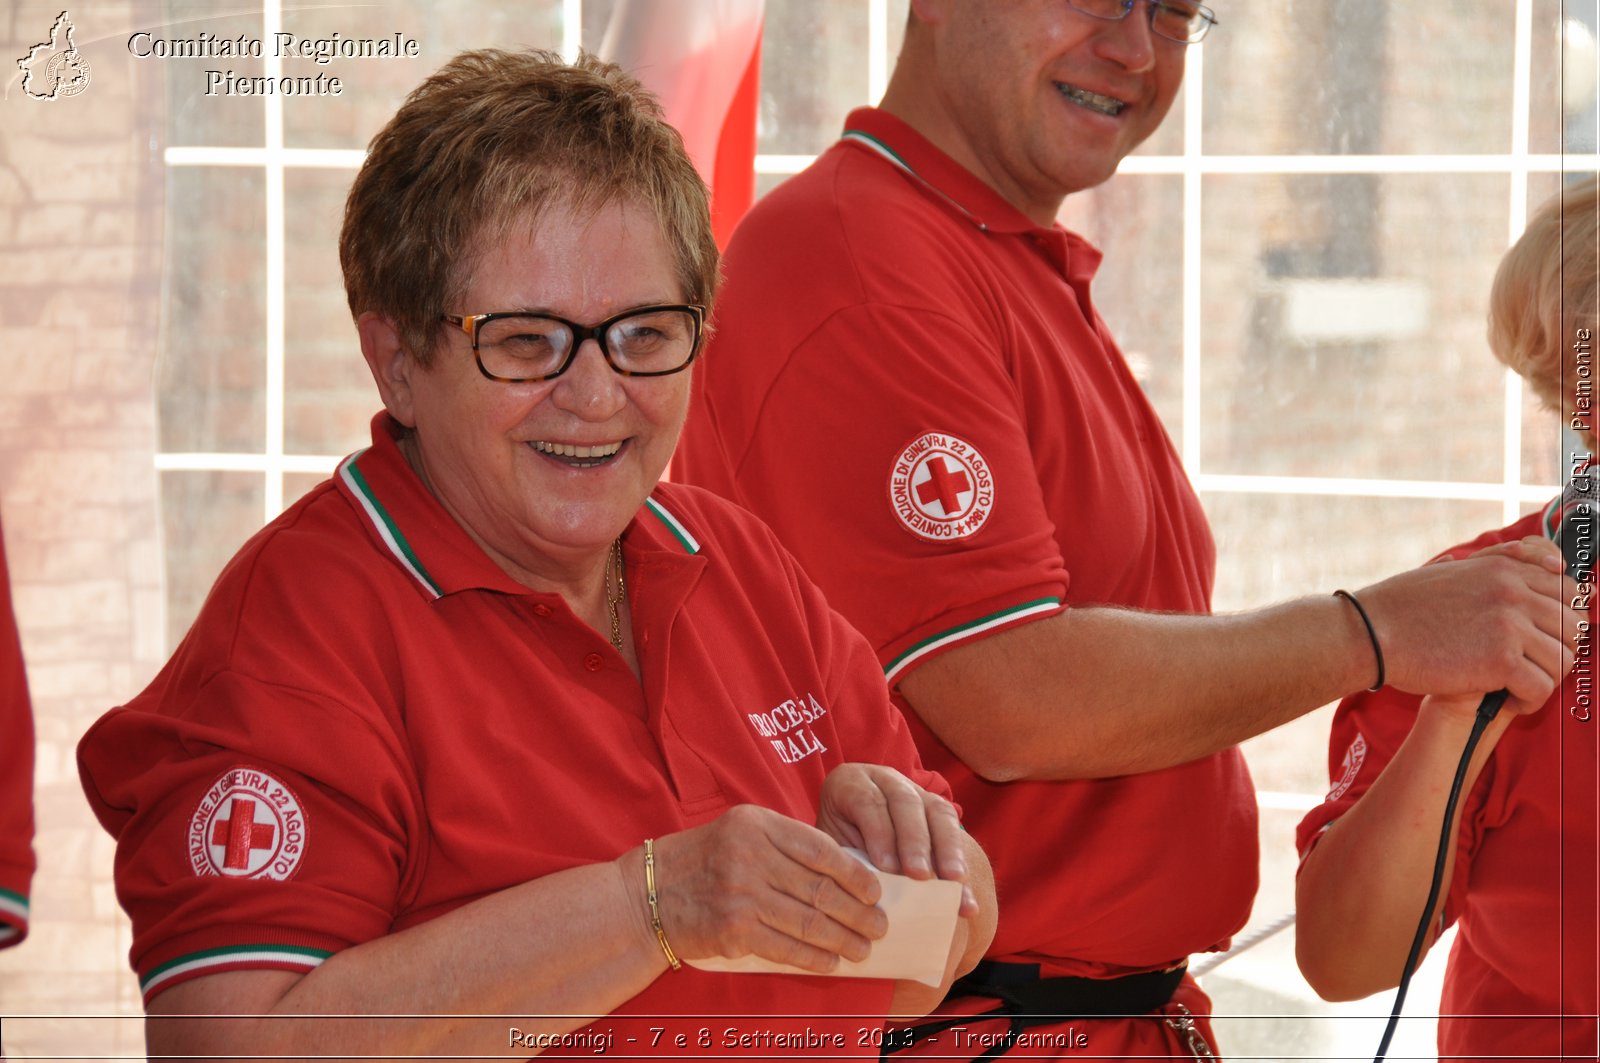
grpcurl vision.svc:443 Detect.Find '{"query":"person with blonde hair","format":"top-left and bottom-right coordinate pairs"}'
top-left (1296, 176), bottom-right (1599, 1061)
top-left (78, 48), bottom-right (993, 1058)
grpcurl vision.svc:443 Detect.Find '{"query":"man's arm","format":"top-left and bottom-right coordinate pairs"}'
top-left (899, 539), bottom-right (1575, 781)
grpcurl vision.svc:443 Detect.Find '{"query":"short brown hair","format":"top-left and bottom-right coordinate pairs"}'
top-left (1488, 177), bottom-right (1600, 438)
top-left (340, 49), bottom-right (719, 363)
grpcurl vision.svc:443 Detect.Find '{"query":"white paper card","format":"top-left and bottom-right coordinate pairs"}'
top-left (684, 848), bottom-right (962, 987)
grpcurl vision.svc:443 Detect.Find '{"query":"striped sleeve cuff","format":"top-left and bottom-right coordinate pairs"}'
top-left (0, 887), bottom-right (28, 949)
top-left (883, 595), bottom-right (1063, 685)
top-left (140, 943), bottom-right (334, 1005)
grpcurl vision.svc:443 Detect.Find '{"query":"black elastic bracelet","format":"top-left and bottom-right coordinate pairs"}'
top-left (1333, 589), bottom-right (1385, 692)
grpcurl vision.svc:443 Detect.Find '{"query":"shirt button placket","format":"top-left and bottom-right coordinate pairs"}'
top-left (583, 652), bottom-right (604, 672)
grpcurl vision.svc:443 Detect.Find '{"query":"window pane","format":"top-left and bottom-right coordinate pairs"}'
top-left (1132, 78), bottom-right (1186, 158)
top-left (285, 471), bottom-right (335, 509)
top-left (160, 471), bottom-right (264, 649)
top-left (1535, 0), bottom-right (1600, 154)
top-left (1060, 175), bottom-right (1185, 435)
top-left (1202, 0), bottom-right (1515, 155)
top-left (759, 0), bottom-right (869, 155)
top-left (280, 3), bottom-right (564, 150)
top-left (158, 168), bottom-right (265, 453)
top-left (160, 3), bottom-right (265, 147)
top-left (284, 169), bottom-right (373, 456)
top-left (1199, 173), bottom-right (1511, 481)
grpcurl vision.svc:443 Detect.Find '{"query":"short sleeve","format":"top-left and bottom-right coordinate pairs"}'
top-left (729, 302), bottom-right (1067, 679)
top-left (77, 542), bottom-right (426, 1003)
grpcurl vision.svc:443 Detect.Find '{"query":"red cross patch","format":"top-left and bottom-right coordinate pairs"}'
top-left (888, 432), bottom-right (995, 542)
top-left (188, 767), bottom-right (308, 881)
top-left (1326, 733), bottom-right (1368, 801)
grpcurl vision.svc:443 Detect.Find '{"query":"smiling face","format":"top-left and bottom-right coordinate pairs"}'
top-left (906, 0), bottom-right (1188, 222)
top-left (362, 198), bottom-right (691, 588)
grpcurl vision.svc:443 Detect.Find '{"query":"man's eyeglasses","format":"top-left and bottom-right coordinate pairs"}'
top-left (1066, 0), bottom-right (1218, 44)
top-left (441, 304), bottom-right (706, 383)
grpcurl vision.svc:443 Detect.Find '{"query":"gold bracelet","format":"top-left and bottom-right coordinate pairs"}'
top-left (643, 839), bottom-right (681, 970)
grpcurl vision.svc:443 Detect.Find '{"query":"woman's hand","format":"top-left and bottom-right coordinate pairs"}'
top-left (816, 763), bottom-right (977, 915)
top-left (647, 805), bottom-right (888, 974)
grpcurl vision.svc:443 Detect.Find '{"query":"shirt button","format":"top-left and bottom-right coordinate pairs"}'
top-left (583, 652), bottom-right (604, 672)
top-left (532, 603), bottom-right (552, 617)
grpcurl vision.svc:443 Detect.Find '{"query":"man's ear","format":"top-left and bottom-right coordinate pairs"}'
top-left (908, 0), bottom-right (947, 25)
top-left (358, 312), bottom-right (420, 427)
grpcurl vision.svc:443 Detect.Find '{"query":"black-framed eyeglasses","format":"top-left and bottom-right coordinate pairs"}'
top-left (1066, 0), bottom-right (1218, 44)
top-left (441, 304), bottom-right (706, 383)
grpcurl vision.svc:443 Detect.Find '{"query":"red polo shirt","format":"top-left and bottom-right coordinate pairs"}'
top-left (677, 107), bottom-right (1254, 981)
top-left (79, 413), bottom-right (953, 1051)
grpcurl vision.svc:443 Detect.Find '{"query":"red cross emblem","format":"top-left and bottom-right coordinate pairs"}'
top-left (211, 798), bottom-right (276, 870)
top-left (915, 457), bottom-right (973, 516)
top-left (189, 768), bottom-right (308, 881)
top-left (888, 432), bottom-right (995, 542)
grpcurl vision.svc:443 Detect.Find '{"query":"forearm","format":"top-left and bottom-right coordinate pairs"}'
top-left (148, 852), bottom-right (666, 1059)
top-left (901, 595), bottom-right (1375, 780)
top-left (1294, 703), bottom-right (1509, 1001)
top-left (900, 543), bottom-right (1571, 782)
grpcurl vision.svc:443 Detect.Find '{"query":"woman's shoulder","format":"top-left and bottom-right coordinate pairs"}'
top-left (170, 478), bottom-right (417, 680)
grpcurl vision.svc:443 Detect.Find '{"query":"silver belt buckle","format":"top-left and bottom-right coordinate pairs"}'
top-left (1162, 1003), bottom-right (1217, 1060)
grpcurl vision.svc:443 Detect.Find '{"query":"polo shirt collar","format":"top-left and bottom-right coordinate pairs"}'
top-left (837, 107), bottom-right (1104, 283)
top-left (337, 412), bottom-right (704, 601)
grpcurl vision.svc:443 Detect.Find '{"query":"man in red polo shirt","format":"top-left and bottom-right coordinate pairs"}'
top-left (0, 515), bottom-right (35, 950)
top-left (674, 0), bottom-right (1576, 1055)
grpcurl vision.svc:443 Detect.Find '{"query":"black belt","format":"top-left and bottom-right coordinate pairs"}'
top-left (883, 960), bottom-right (1188, 1061)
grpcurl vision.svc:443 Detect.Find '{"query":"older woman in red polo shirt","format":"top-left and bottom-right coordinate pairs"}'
top-left (78, 49), bottom-right (993, 1058)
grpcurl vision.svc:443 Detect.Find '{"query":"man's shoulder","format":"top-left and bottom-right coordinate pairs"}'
top-left (728, 141), bottom-right (976, 282)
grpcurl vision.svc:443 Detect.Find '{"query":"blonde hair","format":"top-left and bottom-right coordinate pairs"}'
top-left (1488, 176), bottom-right (1600, 443)
top-left (340, 49), bottom-right (719, 364)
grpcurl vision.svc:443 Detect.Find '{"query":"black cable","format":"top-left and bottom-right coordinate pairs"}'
top-left (1371, 689), bottom-right (1505, 1062)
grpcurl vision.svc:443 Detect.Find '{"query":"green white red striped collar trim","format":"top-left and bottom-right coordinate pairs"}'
top-left (841, 129), bottom-right (990, 233)
top-left (1544, 493), bottom-right (1562, 541)
top-left (339, 450), bottom-right (443, 599)
top-left (141, 943), bottom-right (331, 999)
top-left (341, 449), bottom-right (698, 584)
top-left (841, 129), bottom-right (913, 174)
top-left (884, 597), bottom-right (1062, 684)
top-left (645, 496), bottom-right (701, 554)
top-left (0, 888), bottom-right (24, 941)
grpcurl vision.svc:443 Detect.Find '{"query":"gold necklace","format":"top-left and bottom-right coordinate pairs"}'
top-left (605, 537), bottom-right (625, 650)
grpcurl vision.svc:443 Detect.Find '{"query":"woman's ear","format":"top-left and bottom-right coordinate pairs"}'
top-left (358, 312), bottom-right (420, 427)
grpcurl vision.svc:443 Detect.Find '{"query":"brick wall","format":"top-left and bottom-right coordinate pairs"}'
top-left (1, 1), bottom-right (163, 1055)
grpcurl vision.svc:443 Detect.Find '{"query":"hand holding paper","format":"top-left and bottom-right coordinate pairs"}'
top-left (686, 849), bottom-right (963, 986)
